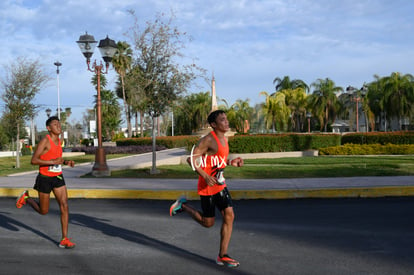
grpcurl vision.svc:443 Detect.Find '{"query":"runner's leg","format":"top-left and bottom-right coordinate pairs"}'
top-left (26, 192), bottom-right (50, 214)
top-left (219, 207), bottom-right (235, 257)
top-left (52, 185), bottom-right (69, 239)
top-left (182, 203), bottom-right (215, 228)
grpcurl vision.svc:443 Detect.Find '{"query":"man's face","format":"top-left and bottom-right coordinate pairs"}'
top-left (46, 119), bottom-right (62, 134)
top-left (212, 113), bottom-right (229, 132)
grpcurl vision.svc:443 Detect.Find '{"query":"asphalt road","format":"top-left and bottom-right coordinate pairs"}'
top-left (1, 197), bottom-right (414, 275)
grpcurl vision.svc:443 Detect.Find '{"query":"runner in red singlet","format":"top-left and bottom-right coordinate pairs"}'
top-left (15, 116), bottom-right (76, 248)
top-left (169, 110), bottom-right (244, 268)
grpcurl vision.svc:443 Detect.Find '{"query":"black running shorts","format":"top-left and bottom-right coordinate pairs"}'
top-left (34, 174), bottom-right (66, 194)
top-left (200, 187), bottom-right (233, 218)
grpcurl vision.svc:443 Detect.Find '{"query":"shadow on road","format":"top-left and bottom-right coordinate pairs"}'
top-left (69, 212), bottom-right (250, 275)
top-left (0, 212), bottom-right (58, 246)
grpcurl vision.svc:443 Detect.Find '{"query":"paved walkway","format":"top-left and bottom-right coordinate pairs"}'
top-left (1, 148), bottom-right (414, 200)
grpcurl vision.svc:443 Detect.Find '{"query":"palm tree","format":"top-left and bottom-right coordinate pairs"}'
top-left (173, 92), bottom-right (211, 135)
top-left (112, 41), bottom-right (133, 137)
top-left (96, 89), bottom-right (122, 140)
top-left (281, 88), bottom-right (308, 132)
top-left (367, 74), bottom-right (387, 130)
top-left (383, 72), bottom-right (414, 130)
top-left (259, 91), bottom-right (289, 132)
top-left (230, 99), bottom-right (254, 133)
top-left (273, 76), bottom-right (309, 94)
top-left (309, 78), bottom-right (343, 132)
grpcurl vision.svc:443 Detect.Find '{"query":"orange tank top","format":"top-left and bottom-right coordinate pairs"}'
top-left (39, 135), bottom-right (63, 177)
top-left (197, 131), bottom-right (229, 196)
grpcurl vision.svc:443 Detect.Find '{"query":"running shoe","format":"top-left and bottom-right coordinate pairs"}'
top-left (16, 190), bottom-right (29, 208)
top-left (59, 237), bottom-right (76, 249)
top-left (169, 196), bottom-right (187, 216)
top-left (216, 254), bottom-right (240, 268)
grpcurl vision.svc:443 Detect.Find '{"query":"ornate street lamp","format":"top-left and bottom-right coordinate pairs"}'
top-left (346, 85), bottom-right (366, 133)
top-left (77, 32), bottom-right (117, 176)
top-left (46, 108), bottom-right (52, 118)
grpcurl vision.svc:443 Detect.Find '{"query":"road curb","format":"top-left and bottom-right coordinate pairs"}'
top-left (2, 186), bottom-right (414, 200)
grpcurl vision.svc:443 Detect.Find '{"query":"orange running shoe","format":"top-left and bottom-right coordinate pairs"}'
top-left (16, 190), bottom-right (29, 208)
top-left (59, 237), bottom-right (76, 249)
top-left (216, 254), bottom-right (240, 268)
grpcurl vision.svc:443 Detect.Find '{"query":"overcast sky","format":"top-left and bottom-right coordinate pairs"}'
top-left (1, 0), bottom-right (413, 129)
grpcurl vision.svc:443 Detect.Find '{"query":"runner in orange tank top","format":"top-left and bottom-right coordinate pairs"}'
top-left (15, 116), bottom-right (76, 248)
top-left (169, 110), bottom-right (244, 268)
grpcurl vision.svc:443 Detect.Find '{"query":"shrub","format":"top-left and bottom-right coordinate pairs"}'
top-left (319, 143), bottom-right (414, 155)
top-left (116, 136), bottom-right (199, 150)
top-left (342, 131), bottom-right (414, 145)
top-left (21, 146), bottom-right (32, 156)
top-left (228, 134), bottom-right (341, 153)
top-left (71, 145), bottom-right (167, 155)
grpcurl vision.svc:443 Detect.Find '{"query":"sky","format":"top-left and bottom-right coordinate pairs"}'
top-left (1, 0), bottom-right (413, 130)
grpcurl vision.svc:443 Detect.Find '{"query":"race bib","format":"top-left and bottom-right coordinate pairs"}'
top-left (48, 164), bottom-right (62, 173)
top-left (216, 169), bottom-right (226, 185)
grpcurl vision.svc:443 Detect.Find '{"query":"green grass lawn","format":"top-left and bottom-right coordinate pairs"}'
top-left (2, 154), bottom-right (414, 178)
top-left (109, 155), bottom-right (414, 179)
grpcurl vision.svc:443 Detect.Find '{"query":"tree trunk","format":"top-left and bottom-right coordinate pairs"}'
top-left (135, 112), bottom-right (138, 137)
top-left (140, 111), bottom-right (144, 137)
top-left (150, 116), bottom-right (159, 174)
top-left (121, 77), bottom-right (132, 138)
top-left (16, 123), bottom-right (20, 169)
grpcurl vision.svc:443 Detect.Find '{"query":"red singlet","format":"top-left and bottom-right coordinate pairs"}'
top-left (39, 135), bottom-right (63, 177)
top-left (197, 131), bottom-right (229, 196)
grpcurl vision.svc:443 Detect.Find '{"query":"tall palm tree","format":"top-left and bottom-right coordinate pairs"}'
top-left (259, 91), bottom-right (289, 132)
top-left (230, 99), bottom-right (254, 133)
top-left (309, 78), bottom-right (343, 132)
top-left (281, 88), bottom-right (308, 132)
top-left (94, 89), bottom-right (122, 140)
top-left (383, 72), bottom-right (414, 130)
top-left (367, 74), bottom-right (387, 130)
top-left (273, 76), bottom-right (309, 94)
top-left (112, 41), bottom-right (133, 137)
top-left (173, 92), bottom-right (211, 135)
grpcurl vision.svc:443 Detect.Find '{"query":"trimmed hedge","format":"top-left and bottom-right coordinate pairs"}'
top-left (115, 131), bottom-right (414, 154)
top-left (116, 136), bottom-right (199, 151)
top-left (342, 131), bottom-right (414, 145)
top-left (71, 145), bottom-right (167, 154)
top-left (117, 134), bottom-right (341, 153)
top-left (319, 143), bottom-right (414, 155)
top-left (228, 134), bottom-right (341, 153)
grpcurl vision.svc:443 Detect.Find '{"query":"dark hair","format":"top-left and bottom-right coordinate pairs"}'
top-left (46, 116), bottom-right (59, 127)
top-left (207, 110), bottom-right (226, 126)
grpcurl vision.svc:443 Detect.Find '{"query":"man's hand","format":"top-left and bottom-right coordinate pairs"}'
top-left (229, 157), bottom-right (244, 167)
top-left (65, 160), bottom-right (75, 167)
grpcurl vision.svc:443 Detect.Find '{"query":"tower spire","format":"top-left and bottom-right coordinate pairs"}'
top-left (211, 72), bottom-right (217, 112)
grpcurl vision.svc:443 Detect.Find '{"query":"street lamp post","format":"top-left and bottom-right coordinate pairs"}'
top-left (306, 112), bottom-right (312, 133)
top-left (46, 108), bottom-right (52, 118)
top-left (77, 32), bottom-right (117, 177)
top-left (346, 86), bottom-right (367, 133)
top-left (346, 86), bottom-right (361, 132)
top-left (54, 61), bottom-right (62, 119)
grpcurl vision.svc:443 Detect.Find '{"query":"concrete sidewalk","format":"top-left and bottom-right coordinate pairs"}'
top-left (1, 148), bottom-right (414, 200)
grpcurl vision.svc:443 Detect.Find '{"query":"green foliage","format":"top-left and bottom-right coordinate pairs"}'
top-left (320, 143), bottom-right (414, 155)
top-left (116, 132), bottom-right (414, 154)
top-left (342, 131), bottom-right (414, 145)
top-left (116, 135), bottom-right (199, 150)
top-left (81, 138), bottom-right (94, 146)
top-left (111, 132), bottom-right (126, 141)
top-left (20, 146), bottom-right (32, 156)
top-left (228, 134), bottom-right (341, 153)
